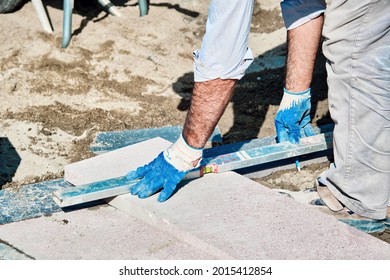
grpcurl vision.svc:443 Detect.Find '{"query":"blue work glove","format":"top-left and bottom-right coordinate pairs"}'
top-left (274, 88), bottom-right (315, 144)
top-left (126, 134), bottom-right (203, 202)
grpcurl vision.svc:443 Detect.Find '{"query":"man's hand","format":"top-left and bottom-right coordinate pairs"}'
top-left (274, 88), bottom-right (315, 144)
top-left (126, 152), bottom-right (188, 202)
top-left (126, 134), bottom-right (202, 202)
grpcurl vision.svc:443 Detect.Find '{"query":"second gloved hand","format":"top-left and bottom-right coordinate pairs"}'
top-left (126, 134), bottom-right (202, 202)
top-left (274, 88), bottom-right (315, 144)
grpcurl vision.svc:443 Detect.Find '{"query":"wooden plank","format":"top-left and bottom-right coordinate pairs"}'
top-left (53, 131), bottom-right (333, 207)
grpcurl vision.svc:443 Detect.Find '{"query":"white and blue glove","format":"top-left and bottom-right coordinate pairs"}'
top-left (274, 88), bottom-right (315, 144)
top-left (126, 134), bottom-right (203, 202)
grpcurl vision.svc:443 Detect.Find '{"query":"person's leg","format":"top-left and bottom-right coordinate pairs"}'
top-left (126, 0), bottom-right (255, 202)
top-left (184, 0), bottom-right (255, 148)
top-left (183, 79), bottom-right (236, 148)
top-left (322, 0), bottom-right (390, 220)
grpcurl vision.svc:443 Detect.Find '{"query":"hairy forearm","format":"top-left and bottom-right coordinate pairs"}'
top-left (285, 15), bottom-right (324, 92)
top-left (182, 79), bottom-right (237, 148)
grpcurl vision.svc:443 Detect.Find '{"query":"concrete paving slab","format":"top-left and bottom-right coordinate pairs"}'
top-left (107, 172), bottom-right (390, 260)
top-left (65, 137), bottom-right (172, 186)
top-left (0, 242), bottom-right (33, 260)
top-left (0, 204), bottom-right (216, 260)
top-left (62, 134), bottom-right (390, 259)
top-left (0, 137), bottom-right (172, 225)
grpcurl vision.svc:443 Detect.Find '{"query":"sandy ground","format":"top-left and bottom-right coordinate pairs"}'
top-left (1, 0), bottom-right (388, 244)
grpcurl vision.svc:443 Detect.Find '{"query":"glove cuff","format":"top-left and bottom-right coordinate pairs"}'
top-left (283, 87), bottom-right (311, 96)
top-left (164, 134), bottom-right (203, 172)
top-left (279, 87), bottom-right (311, 111)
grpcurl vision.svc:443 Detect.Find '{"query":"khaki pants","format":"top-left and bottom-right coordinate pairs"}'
top-left (322, 0), bottom-right (390, 219)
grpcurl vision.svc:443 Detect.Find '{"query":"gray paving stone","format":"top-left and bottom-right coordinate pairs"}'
top-left (107, 172), bottom-right (390, 260)
top-left (0, 242), bottom-right (33, 260)
top-left (65, 137), bottom-right (171, 186)
top-left (61, 136), bottom-right (390, 260)
top-left (0, 204), bottom-right (215, 260)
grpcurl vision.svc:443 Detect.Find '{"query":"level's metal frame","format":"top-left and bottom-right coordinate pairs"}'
top-left (53, 132), bottom-right (333, 207)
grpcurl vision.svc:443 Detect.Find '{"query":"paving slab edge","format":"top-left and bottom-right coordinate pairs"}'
top-left (106, 194), bottom-right (235, 260)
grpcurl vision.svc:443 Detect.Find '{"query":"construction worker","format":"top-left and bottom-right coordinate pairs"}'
top-left (127, 0), bottom-right (390, 233)
top-left (126, 0), bottom-right (326, 200)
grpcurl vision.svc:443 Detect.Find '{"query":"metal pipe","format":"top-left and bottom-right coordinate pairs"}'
top-left (61, 0), bottom-right (73, 48)
top-left (31, 0), bottom-right (53, 33)
top-left (97, 0), bottom-right (122, 17)
top-left (138, 0), bottom-right (148, 16)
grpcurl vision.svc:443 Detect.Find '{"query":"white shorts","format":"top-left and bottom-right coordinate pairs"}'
top-left (281, 0), bottom-right (326, 30)
top-left (194, 0), bottom-right (326, 82)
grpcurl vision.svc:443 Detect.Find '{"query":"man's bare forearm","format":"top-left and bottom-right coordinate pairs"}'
top-left (182, 79), bottom-right (237, 148)
top-left (285, 15), bottom-right (324, 92)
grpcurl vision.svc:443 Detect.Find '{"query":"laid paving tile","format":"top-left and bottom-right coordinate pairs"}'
top-left (62, 134), bottom-right (390, 259)
top-left (65, 137), bottom-right (172, 186)
top-left (107, 171), bottom-right (390, 260)
top-left (0, 204), bottom-right (216, 260)
top-left (0, 242), bottom-right (33, 260)
top-left (0, 137), bottom-right (172, 225)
